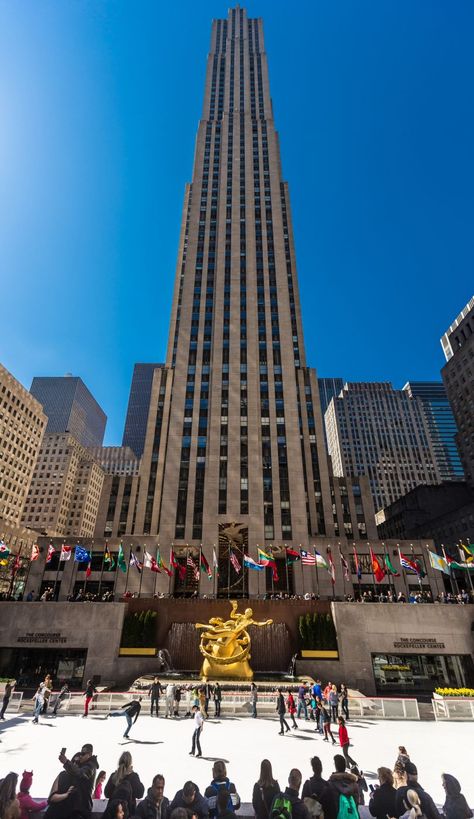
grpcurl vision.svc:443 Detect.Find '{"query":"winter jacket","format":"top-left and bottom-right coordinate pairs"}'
top-left (301, 775), bottom-right (335, 819)
top-left (134, 789), bottom-right (170, 819)
top-left (368, 783), bottom-right (397, 819)
top-left (62, 754), bottom-right (99, 818)
top-left (443, 775), bottom-right (473, 819)
top-left (395, 783), bottom-right (441, 819)
top-left (252, 782), bottom-right (280, 819)
top-left (287, 694), bottom-right (296, 715)
top-left (328, 772), bottom-right (359, 807)
top-left (18, 791), bottom-right (48, 819)
top-left (168, 785), bottom-right (209, 819)
top-left (123, 700), bottom-right (142, 720)
top-left (276, 694), bottom-right (286, 715)
top-left (278, 787), bottom-right (310, 819)
top-left (338, 724), bottom-right (350, 747)
top-left (104, 770), bottom-right (144, 814)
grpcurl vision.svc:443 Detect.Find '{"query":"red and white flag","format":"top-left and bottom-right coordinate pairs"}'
top-left (60, 544), bottom-right (72, 562)
top-left (144, 550), bottom-right (161, 573)
top-left (339, 547), bottom-right (350, 580)
top-left (30, 544), bottom-right (40, 562)
top-left (230, 550), bottom-right (241, 573)
top-left (46, 543), bottom-right (56, 564)
top-left (326, 547), bottom-right (336, 584)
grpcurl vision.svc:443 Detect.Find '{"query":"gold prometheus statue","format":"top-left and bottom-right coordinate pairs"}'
top-left (196, 600), bottom-right (273, 680)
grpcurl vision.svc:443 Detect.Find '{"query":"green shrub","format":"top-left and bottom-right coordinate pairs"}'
top-left (121, 610), bottom-right (157, 647)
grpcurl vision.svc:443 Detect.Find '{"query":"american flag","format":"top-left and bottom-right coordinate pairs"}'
top-left (230, 550), bottom-right (241, 573)
top-left (300, 549), bottom-right (316, 565)
top-left (187, 554), bottom-right (200, 580)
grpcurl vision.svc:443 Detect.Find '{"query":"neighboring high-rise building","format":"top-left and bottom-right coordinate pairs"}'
top-left (0, 363), bottom-right (47, 527)
top-left (441, 296), bottom-right (474, 485)
top-left (22, 433), bottom-right (105, 537)
top-left (122, 364), bottom-right (162, 457)
top-left (318, 378), bottom-right (344, 417)
top-left (325, 382), bottom-right (441, 512)
top-left (403, 381), bottom-right (464, 481)
top-left (89, 446), bottom-right (140, 476)
top-left (30, 375), bottom-right (106, 448)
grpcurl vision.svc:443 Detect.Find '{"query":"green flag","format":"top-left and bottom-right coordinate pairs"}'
top-left (117, 543), bottom-right (127, 573)
top-left (384, 554), bottom-right (400, 576)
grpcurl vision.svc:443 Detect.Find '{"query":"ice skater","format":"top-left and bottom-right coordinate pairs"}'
top-left (189, 704), bottom-right (203, 757)
top-left (106, 697), bottom-right (142, 738)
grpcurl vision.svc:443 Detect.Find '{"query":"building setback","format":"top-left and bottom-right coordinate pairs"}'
top-left (325, 382), bottom-right (440, 513)
top-left (30, 375), bottom-right (106, 448)
top-left (441, 296), bottom-right (474, 486)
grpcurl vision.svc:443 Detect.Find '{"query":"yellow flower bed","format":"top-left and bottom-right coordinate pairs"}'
top-left (435, 687), bottom-right (474, 698)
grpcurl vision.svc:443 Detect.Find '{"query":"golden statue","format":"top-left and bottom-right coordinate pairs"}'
top-left (196, 600), bottom-right (273, 680)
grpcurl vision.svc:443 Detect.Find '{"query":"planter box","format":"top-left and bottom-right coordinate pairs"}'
top-left (301, 650), bottom-right (339, 659)
top-left (118, 647), bottom-right (157, 657)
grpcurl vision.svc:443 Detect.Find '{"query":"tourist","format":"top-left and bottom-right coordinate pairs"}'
top-left (173, 685), bottom-right (182, 718)
top-left (134, 774), bottom-right (169, 819)
top-left (105, 697), bottom-right (142, 738)
top-left (57, 744), bottom-right (99, 819)
top-left (148, 677), bottom-right (163, 717)
top-left (165, 683), bottom-right (175, 718)
top-left (337, 717), bottom-right (357, 767)
top-left (168, 781), bottom-right (209, 819)
top-left (213, 682), bottom-right (222, 717)
top-left (17, 770), bottom-right (48, 818)
top-left (312, 697), bottom-right (323, 734)
top-left (103, 804), bottom-right (125, 819)
top-left (250, 683), bottom-right (258, 718)
top-left (204, 761), bottom-right (240, 818)
top-left (328, 755), bottom-right (358, 813)
top-left (312, 680), bottom-right (322, 700)
top-left (297, 682), bottom-right (309, 720)
top-left (199, 687), bottom-right (207, 716)
top-left (104, 751), bottom-right (144, 816)
top-left (442, 774), bottom-right (473, 819)
top-left (93, 771), bottom-right (106, 800)
top-left (274, 769), bottom-right (309, 819)
top-left (189, 704), bottom-right (204, 757)
top-left (340, 684), bottom-right (349, 720)
top-left (252, 759), bottom-right (280, 819)
top-left (368, 767), bottom-right (397, 819)
top-left (287, 689), bottom-right (298, 729)
top-left (276, 688), bottom-right (291, 734)
top-left (183, 685), bottom-right (193, 718)
top-left (350, 767), bottom-right (368, 805)
top-left (394, 762), bottom-right (441, 819)
top-left (203, 682), bottom-right (213, 718)
top-left (0, 772), bottom-right (20, 819)
top-left (83, 679), bottom-right (96, 718)
top-left (398, 790), bottom-right (422, 819)
top-left (31, 681), bottom-right (45, 725)
top-left (329, 685), bottom-right (339, 722)
top-left (321, 702), bottom-right (336, 744)
top-left (52, 683), bottom-right (69, 717)
top-left (323, 682), bottom-right (332, 703)
top-left (0, 679), bottom-right (14, 720)
top-left (301, 756), bottom-right (333, 819)
top-left (215, 789), bottom-right (235, 819)
top-left (42, 675), bottom-right (53, 715)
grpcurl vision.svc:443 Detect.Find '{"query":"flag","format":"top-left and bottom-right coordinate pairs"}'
top-left (144, 550), bottom-right (161, 573)
top-left (459, 542), bottom-right (474, 561)
top-left (130, 551), bottom-right (142, 573)
top-left (170, 549), bottom-right (179, 569)
top-left (212, 547), bottom-right (219, 572)
top-left (300, 549), bottom-right (316, 565)
top-left (30, 544), bottom-right (40, 562)
top-left (243, 554), bottom-right (265, 571)
top-left (60, 544), bottom-right (72, 562)
top-left (0, 542), bottom-right (11, 557)
top-left (339, 549), bottom-right (350, 581)
top-left (384, 553), bottom-right (400, 577)
top-left (428, 550), bottom-right (450, 575)
top-left (326, 547), bottom-right (336, 584)
top-left (186, 554), bottom-right (199, 581)
top-left (399, 550), bottom-right (421, 575)
top-left (117, 543), bottom-right (127, 573)
top-left (156, 550), bottom-right (172, 577)
top-left (104, 544), bottom-right (112, 566)
top-left (230, 550), bottom-right (241, 573)
top-left (257, 547), bottom-right (275, 565)
top-left (200, 551), bottom-right (213, 579)
top-left (369, 547), bottom-right (386, 582)
top-left (74, 545), bottom-right (90, 563)
top-left (314, 549), bottom-right (329, 570)
top-left (286, 547), bottom-right (301, 565)
top-left (86, 562), bottom-right (92, 578)
top-left (46, 543), bottom-right (56, 563)
top-left (445, 553), bottom-right (474, 571)
top-left (12, 553), bottom-right (21, 572)
top-left (353, 545), bottom-right (362, 580)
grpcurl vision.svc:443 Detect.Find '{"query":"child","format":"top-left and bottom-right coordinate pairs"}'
top-left (94, 771), bottom-right (107, 800)
top-left (18, 771), bottom-right (48, 819)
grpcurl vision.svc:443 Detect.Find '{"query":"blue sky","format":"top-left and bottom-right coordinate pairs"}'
top-left (1, 0), bottom-right (472, 444)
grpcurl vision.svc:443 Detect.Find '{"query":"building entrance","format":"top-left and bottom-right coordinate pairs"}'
top-left (0, 647), bottom-right (87, 689)
top-left (372, 652), bottom-right (474, 695)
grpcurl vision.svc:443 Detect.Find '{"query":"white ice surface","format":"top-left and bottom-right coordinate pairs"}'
top-left (0, 712), bottom-right (472, 807)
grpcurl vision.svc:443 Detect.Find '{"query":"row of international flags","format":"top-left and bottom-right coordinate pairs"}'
top-left (1, 539), bottom-right (473, 582)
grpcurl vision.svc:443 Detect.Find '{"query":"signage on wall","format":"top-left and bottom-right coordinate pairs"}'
top-left (17, 632), bottom-right (67, 645)
top-left (393, 637), bottom-right (445, 650)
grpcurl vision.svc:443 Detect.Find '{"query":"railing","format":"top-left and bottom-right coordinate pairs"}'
top-left (1, 691), bottom-right (24, 712)
top-left (348, 695), bottom-right (420, 719)
top-left (432, 697), bottom-right (474, 720)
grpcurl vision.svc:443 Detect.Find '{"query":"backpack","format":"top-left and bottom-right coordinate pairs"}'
top-left (103, 778), bottom-right (133, 819)
top-left (271, 793), bottom-right (293, 819)
top-left (336, 794), bottom-right (358, 819)
top-left (207, 779), bottom-right (239, 817)
top-left (303, 796), bottom-right (324, 819)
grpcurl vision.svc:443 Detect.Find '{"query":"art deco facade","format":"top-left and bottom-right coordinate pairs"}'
top-left (0, 363), bottom-right (47, 528)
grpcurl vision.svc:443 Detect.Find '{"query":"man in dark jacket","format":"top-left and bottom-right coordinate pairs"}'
top-left (302, 757), bottom-right (335, 819)
top-left (276, 688), bottom-right (291, 734)
top-left (328, 755), bottom-right (359, 816)
top-left (106, 696), bottom-right (142, 738)
top-left (276, 769), bottom-right (309, 819)
top-left (58, 744), bottom-right (99, 819)
top-left (149, 678), bottom-right (163, 717)
top-left (0, 680), bottom-right (14, 719)
top-left (135, 774), bottom-right (169, 819)
top-left (394, 762), bottom-right (440, 819)
top-left (168, 781), bottom-right (209, 819)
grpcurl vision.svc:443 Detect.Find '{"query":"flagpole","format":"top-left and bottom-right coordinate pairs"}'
top-left (313, 546), bottom-right (320, 597)
top-left (353, 543), bottom-right (361, 600)
top-left (300, 547), bottom-right (305, 596)
top-left (98, 540), bottom-right (106, 598)
top-left (460, 540), bottom-right (474, 593)
top-left (54, 542), bottom-right (63, 598)
top-left (213, 545), bottom-right (217, 599)
top-left (68, 544), bottom-right (79, 599)
top-left (112, 543), bottom-right (121, 600)
top-left (382, 543), bottom-right (392, 597)
top-left (285, 544), bottom-right (290, 596)
top-left (410, 543), bottom-right (422, 592)
top-left (368, 543), bottom-right (377, 598)
top-left (124, 544), bottom-right (131, 596)
top-left (425, 544), bottom-right (442, 598)
top-left (154, 546), bottom-right (159, 597)
top-left (138, 548), bottom-right (144, 597)
top-left (256, 544), bottom-right (261, 599)
top-left (397, 546), bottom-right (410, 600)
top-left (338, 543), bottom-right (346, 599)
top-left (270, 545), bottom-right (274, 596)
top-left (23, 545), bottom-right (34, 595)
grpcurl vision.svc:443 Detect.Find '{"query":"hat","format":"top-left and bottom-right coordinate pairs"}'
top-left (20, 771), bottom-right (33, 792)
top-left (404, 762), bottom-right (418, 777)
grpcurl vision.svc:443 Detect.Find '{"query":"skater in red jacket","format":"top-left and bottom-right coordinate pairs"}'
top-left (338, 717), bottom-right (357, 767)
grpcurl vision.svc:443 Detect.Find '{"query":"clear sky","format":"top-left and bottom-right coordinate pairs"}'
top-left (1, 0), bottom-right (473, 445)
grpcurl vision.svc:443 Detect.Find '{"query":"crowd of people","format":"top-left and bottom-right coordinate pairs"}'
top-left (0, 744), bottom-right (471, 819)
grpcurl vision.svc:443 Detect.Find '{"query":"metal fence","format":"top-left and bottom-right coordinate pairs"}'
top-left (432, 697), bottom-right (474, 720)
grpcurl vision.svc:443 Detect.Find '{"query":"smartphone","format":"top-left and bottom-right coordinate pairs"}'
top-left (369, 785), bottom-right (375, 793)
top-left (60, 747), bottom-right (67, 756)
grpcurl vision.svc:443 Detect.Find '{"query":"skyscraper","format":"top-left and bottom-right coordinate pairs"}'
top-left (30, 375), bottom-right (106, 448)
top-left (403, 381), bottom-right (464, 482)
top-left (122, 363), bottom-right (162, 458)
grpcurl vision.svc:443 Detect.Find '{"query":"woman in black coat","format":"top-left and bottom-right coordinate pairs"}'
top-left (369, 767), bottom-right (397, 819)
top-left (442, 774), bottom-right (472, 819)
top-left (252, 759), bottom-right (280, 819)
top-left (104, 751), bottom-right (144, 815)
